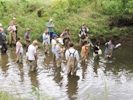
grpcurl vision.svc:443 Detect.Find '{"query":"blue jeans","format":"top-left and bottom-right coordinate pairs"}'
top-left (50, 32), bottom-right (54, 38)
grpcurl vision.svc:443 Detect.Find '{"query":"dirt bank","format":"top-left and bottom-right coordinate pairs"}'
top-left (91, 34), bottom-right (133, 46)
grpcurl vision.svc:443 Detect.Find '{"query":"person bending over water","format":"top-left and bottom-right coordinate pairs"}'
top-left (104, 40), bottom-right (121, 58)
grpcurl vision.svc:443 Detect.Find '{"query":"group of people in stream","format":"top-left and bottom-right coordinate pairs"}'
top-left (0, 18), bottom-right (121, 76)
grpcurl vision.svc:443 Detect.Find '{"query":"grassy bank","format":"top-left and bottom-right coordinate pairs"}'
top-left (0, 0), bottom-right (132, 44)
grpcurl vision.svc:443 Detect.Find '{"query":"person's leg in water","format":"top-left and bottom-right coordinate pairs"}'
top-left (56, 58), bottom-right (62, 68)
top-left (9, 31), bottom-right (13, 47)
top-left (3, 43), bottom-right (8, 53)
top-left (44, 42), bottom-right (49, 54)
top-left (29, 60), bottom-right (37, 71)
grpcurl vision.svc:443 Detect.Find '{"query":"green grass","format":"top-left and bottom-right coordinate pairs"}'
top-left (0, 87), bottom-right (54, 100)
top-left (0, 91), bottom-right (16, 100)
top-left (0, 0), bottom-right (132, 45)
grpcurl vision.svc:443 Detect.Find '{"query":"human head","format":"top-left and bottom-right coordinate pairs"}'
top-left (10, 22), bottom-right (14, 26)
top-left (69, 42), bottom-right (74, 47)
top-left (81, 25), bottom-right (86, 31)
top-left (32, 40), bottom-right (38, 46)
top-left (82, 23), bottom-right (85, 26)
top-left (17, 37), bottom-right (21, 41)
top-left (52, 34), bottom-right (57, 39)
top-left (26, 28), bottom-right (30, 33)
top-left (45, 28), bottom-right (49, 34)
top-left (95, 40), bottom-right (100, 46)
top-left (109, 39), bottom-right (114, 44)
top-left (85, 36), bottom-right (89, 40)
top-left (49, 18), bottom-right (53, 22)
top-left (65, 28), bottom-right (69, 32)
top-left (82, 40), bottom-right (87, 46)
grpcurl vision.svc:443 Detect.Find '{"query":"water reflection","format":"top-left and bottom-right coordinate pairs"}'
top-left (93, 59), bottom-right (100, 75)
top-left (67, 76), bottom-right (79, 100)
top-left (0, 45), bottom-right (133, 100)
top-left (81, 61), bottom-right (88, 78)
top-left (53, 67), bottom-right (63, 85)
top-left (0, 53), bottom-right (8, 71)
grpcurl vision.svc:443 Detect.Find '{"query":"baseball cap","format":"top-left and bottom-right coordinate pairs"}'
top-left (52, 34), bottom-right (58, 37)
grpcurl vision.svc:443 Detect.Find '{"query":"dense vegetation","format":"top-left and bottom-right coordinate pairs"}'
top-left (0, 0), bottom-right (133, 99)
top-left (0, 0), bottom-right (133, 44)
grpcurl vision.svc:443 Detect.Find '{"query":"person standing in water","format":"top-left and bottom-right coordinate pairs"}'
top-left (15, 37), bottom-right (23, 63)
top-left (42, 28), bottom-right (50, 54)
top-left (55, 39), bottom-right (64, 68)
top-left (80, 40), bottom-right (88, 62)
top-left (79, 25), bottom-right (88, 47)
top-left (93, 40), bottom-right (101, 60)
top-left (27, 40), bottom-right (38, 71)
top-left (51, 34), bottom-right (57, 61)
top-left (65, 42), bottom-right (79, 76)
top-left (24, 28), bottom-right (31, 50)
top-left (0, 28), bottom-right (8, 54)
top-left (60, 28), bottom-right (70, 49)
top-left (7, 21), bottom-right (16, 47)
top-left (104, 40), bottom-right (121, 58)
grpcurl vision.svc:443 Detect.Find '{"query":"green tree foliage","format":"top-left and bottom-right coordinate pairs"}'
top-left (101, 0), bottom-right (133, 17)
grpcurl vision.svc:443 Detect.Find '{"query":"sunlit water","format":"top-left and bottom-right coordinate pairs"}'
top-left (0, 45), bottom-right (133, 100)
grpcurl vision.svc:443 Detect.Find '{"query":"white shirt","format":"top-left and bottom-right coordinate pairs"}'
top-left (7, 25), bottom-right (16, 31)
top-left (51, 39), bottom-right (56, 48)
top-left (43, 33), bottom-right (50, 44)
top-left (28, 44), bottom-right (36, 60)
top-left (65, 48), bottom-right (79, 61)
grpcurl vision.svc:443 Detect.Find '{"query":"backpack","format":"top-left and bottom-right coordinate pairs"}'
top-left (39, 35), bottom-right (43, 42)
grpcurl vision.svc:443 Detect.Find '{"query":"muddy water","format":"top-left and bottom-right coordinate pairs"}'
top-left (0, 45), bottom-right (133, 100)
